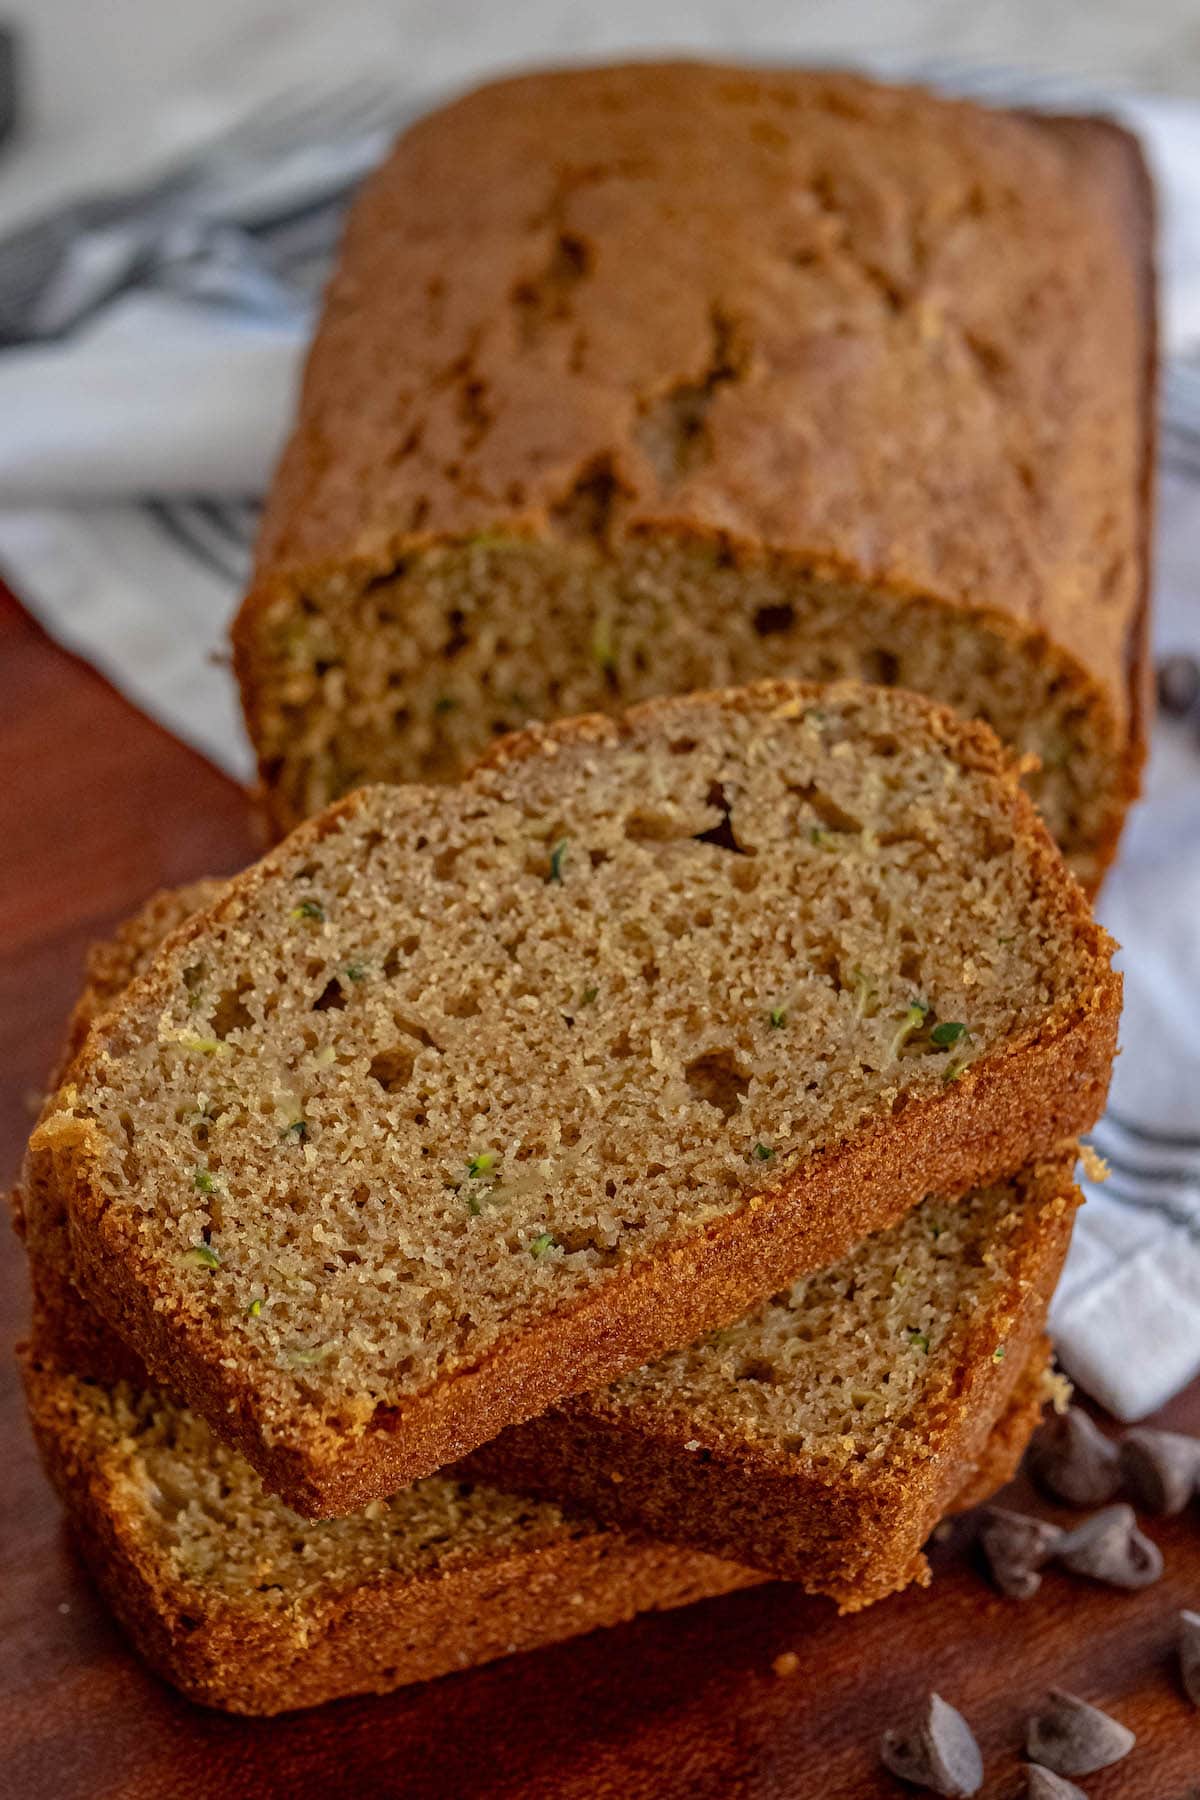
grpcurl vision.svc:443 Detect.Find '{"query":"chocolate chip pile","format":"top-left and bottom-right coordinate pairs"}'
top-left (980, 1411), bottom-right (1200, 1601)
top-left (878, 1412), bottom-right (1199, 1794)
top-left (879, 1688), bottom-right (1133, 1797)
top-left (982, 1502), bottom-right (1161, 1595)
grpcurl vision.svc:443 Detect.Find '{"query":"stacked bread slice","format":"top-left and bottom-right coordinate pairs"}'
top-left (15, 681), bottom-right (1118, 1711)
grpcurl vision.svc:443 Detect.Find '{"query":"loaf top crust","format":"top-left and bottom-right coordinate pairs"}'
top-left (247, 62), bottom-right (1153, 740)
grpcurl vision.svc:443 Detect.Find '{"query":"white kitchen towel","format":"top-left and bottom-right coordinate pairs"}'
top-left (1, 50), bottom-right (1198, 1419)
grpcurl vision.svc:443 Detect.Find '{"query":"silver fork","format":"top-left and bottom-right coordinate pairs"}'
top-left (0, 74), bottom-right (405, 342)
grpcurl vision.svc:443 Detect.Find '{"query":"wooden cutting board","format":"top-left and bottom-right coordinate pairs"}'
top-left (0, 586), bottom-right (1196, 1799)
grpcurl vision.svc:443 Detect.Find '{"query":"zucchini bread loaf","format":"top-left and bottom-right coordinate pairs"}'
top-left (28, 683), bottom-right (1117, 1513)
top-left (234, 62), bottom-right (1155, 890)
top-left (20, 871), bottom-right (1064, 1613)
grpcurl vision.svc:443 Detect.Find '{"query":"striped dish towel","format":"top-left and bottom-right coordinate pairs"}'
top-left (0, 61), bottom-right (1198, 1418)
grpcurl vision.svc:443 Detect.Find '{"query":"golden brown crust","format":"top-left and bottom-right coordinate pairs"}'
top-left (35, 681), bottom-right (1119, 1516)
top-left (233, 63), bottom-right (1155, 872)
top-left (460, 1164), bottom-right (1075, 1603)
top-left (945, 1334), bottom-right (1053, 1515)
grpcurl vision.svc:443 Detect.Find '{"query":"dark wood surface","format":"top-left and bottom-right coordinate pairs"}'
top-left (0, 584), bottom-right (1197, 1799)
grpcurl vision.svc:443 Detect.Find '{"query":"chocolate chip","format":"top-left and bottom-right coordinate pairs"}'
top-left (880, 1693), bottom-right (984, 1796)
top-left (1157, 653), bottom-right (1200, 717)
top-left (979, 1508), bottom-right (1064, 1599)
top-left (1025, 1690), bottom-right (1135, 1776)
top-left (1027, 1407), bottom-right (1121, 1506)
top-left (1023, 1767), bottom-right (1088, 1800)
top-left (1181, 1609), bottom-right (1200, 1708)
top-left (1119, 1427), bottom-right (1200, 1516)
top-left (1055, 1503), bottom-right (1163, 1589)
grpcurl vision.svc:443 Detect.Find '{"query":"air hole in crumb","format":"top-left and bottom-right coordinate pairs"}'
top-left (443, 611), bottom-right (469, 657)
top-left (753, 602), bottom-right (796, 636)
top-left (312, 979), bottom-right (346, 1013)
top-left (369, 1027), bottom-right (435, 1092)
top-left (668, 737), bottom-right (698, 756)
top-left (737, 1358), bottom-right (777, 1384)
top-left (693, 781), bottom-right (750, 855)
top-left (806, 941), bottom-right (847, 990)
top-left (684, 1049), bottom-right (750, 1119)
top-left (395, 1019), bottom-right (438, 1050)
top-left (383, 937), bottom-right (420, 977)
top-left (624, 808), bottom-right (690, 843)
top-left (444, 993), bottom-right (481, 1019)
top-left (610, 1030), bottom-right (634, 1060)
top-left (211, 980), bottom-right (254, 1039)
top-left (898, 947), bottom-right (922, 984)
top-left (862, 648), bottom-right (900, 686)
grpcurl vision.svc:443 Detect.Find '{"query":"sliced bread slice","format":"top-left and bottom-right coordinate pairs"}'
top-left (21, 1348), bottom-right (1046, 1715)
top-left (30, 681), bottom-right (1118, 1512)
top-left (20, 1349), bottom-right (756, 1715)
top-left (21, 883), bottom-right (1061, 1612)
top-left (465, 1158), bottom-right (1077, 1604)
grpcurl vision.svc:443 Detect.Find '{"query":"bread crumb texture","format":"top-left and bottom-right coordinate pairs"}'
top-left (42, 684), bottom-right (1112, 1456)
top-left (236, 64), bottom-right (1152, 888)
top-left (590, 1176), bottom-right (1063, 1467)
top-left (67, 1372), bottom-right (581, 1601)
